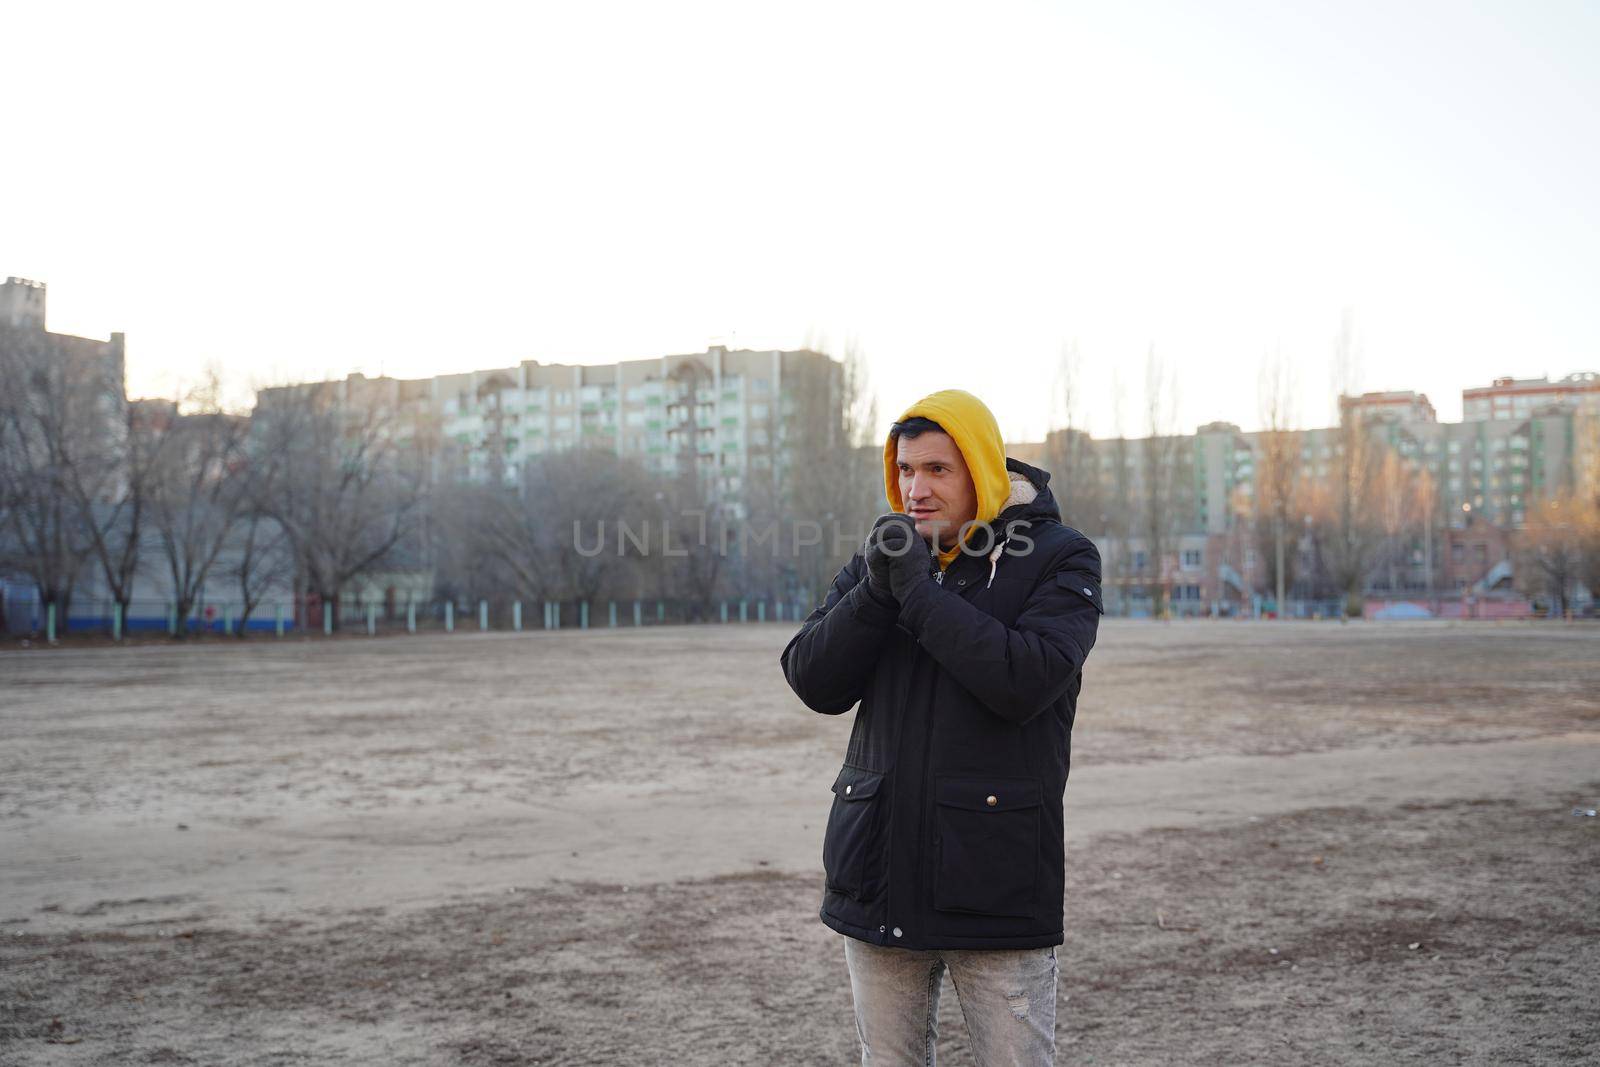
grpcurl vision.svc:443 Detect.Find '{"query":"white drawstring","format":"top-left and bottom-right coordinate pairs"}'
top-left (986, 538), bottom-right (1008, 588)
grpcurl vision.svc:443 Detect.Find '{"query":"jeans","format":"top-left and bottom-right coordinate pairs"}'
top-left (843, 936), bottom-right (1059, 1067)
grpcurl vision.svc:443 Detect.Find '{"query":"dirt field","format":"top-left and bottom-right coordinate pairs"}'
top-left (2, 621), bottom-right (1597, 1065)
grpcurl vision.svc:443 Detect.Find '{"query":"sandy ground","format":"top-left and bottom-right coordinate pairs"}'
top-left (2, 620), bottom-right (1598, 1064)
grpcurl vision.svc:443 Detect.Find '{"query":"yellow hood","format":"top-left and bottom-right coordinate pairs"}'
top-left (882, 389), bottom-right (1012, 569)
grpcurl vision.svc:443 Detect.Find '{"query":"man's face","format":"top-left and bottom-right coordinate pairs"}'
top-left (895, 431), bottom-right (978, 549)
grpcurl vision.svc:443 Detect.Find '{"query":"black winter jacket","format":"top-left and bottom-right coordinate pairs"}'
top-left (780, 459), bottom-right (1103, 950)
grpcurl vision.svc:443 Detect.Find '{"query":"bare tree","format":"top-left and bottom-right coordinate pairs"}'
top-left (0, 324), bottom-right (111, 631)
top-left (1414, 466), bottom-right (1439, 606)
top-left (528, 446), bottom-right (655, 607)
top-left (1048, 341), bottom-right (1105, 533)
top-left (1255, 351), bottom-right (1300, 614)
top-left (769, 344), bottom-right (881, 609)
top-left (1141, 347), bottom-right (1182, 618)
top-left (1322, 312), bottom-right (1384, 618)
top-left (1577, 411), bottom-right (1600, 605)
top-left (1517, 492), bottom-right (1595, 618)
top-left (1374, 450), bottom-right (1410, 593)
top-left (148, 375), bottom-right (251, 635)
top-left (252, 381), bottom-right (425, 630)
top-left (230, 502), bottom-right (294, 634)
top-left (438, 481), bottom-right (554, 610)
top-left (1095, 367), bottom-right (1135, 614)
top-left (67, 398), bottom-right (173, 629)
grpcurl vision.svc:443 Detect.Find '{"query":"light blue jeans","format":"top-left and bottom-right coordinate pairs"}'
top-left (843, 936), bottom-right (1059, 1066)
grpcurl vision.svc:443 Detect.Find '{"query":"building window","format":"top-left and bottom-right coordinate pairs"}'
top-left (1181, 549), bottom-right (1203, 569)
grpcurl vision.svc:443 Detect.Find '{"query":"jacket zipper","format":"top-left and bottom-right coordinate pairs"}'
top-left (911, 558), bottom-right (957, 943)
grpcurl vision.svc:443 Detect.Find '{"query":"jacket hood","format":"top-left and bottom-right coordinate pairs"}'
top-left (996, 457), bottom-right (1061, 527)
top-left (883, 390), bottom-right (1043, 568)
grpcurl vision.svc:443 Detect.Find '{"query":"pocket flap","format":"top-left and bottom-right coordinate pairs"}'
top-left (1057, 571), bottom-right (1105, 614)
top-left (935, 776), bottom-right (1041, 812)
top-left (831, 765), bottom-right (884, 801)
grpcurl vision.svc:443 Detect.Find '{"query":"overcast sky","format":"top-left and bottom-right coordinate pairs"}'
top-left (4, 0), bottom-right (1595, 441)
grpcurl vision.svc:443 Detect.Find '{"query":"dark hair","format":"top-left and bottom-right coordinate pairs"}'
top-left (890, 416), bottom-right (946, 441)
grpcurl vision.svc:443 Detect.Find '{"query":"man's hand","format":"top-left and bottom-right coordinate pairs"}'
top-left (864, 511), bottom-right (915, 604)
top-left (873, 514), bottom-right (933, 603)
top-left (864, 511), bottom-right (902, 598)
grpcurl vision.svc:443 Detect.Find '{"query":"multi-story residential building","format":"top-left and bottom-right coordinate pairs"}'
top-left (0, 277), bottom-right (131, 633)
top-left (0, 276), bottom-right (127, 420)
top-left (1462, 372), bottom-right (1600, 422)
top-left (1341, 389), bottom-right (1438, 425)
top-left (1358, 375), bottom-right (1596, 530)
top-left (255, 346), bottom-right (840, 507)
top-left (1028, 370), bottom-right (1599, 615)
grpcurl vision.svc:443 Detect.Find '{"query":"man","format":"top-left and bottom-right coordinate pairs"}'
top-left (780, 389), bottom-right (1103, 1066)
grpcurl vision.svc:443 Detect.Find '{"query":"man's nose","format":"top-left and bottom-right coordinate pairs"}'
top-left (907, 473), bottom-right (929, 501)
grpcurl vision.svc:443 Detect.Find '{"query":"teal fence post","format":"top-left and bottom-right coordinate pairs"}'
top-left (479, 600), bottom-right (489, 631)
top-left (720, 601), bottom-right (728, 624)
top-left (513, 601), bottom-right (522, 631)
top-left (739, 600), bottom-right (748, 623)
top-left (776, 602), bottom-right (784, 622)
top-left (758, 601), bottom-right (766, 623)
top-left (224, 603), bottom-right (233, 637)
top-left (608, 601), bottom-right (617, 628)
top-left (445, 601), bottom-right (455, 633)
top-left (47, 603), bottom-right (57, 643)
top-left (275, 603), bottom-right (285, 637)
top-left (367, 603), bottom-right (376, 635)
top-left (112, 602), bottom-right (123, 641)
top-left (633, 600), bottom-right (642, 627)
top-left (323, 602), bottom-right (333, 636)
top-left (406, 600), bottom-right (416, 634)
top-left (657, 600), bottom-right (664, 623)
top-left (580, 601), bottom-right (589, 629)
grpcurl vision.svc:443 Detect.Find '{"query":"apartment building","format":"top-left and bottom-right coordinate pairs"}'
top-left (1463, 372), bottom-right (1600, 422)
top-left (0, 277), bottom-right (131, 633)
top-left (1029, 370), bottom-right (1598, 615)
top-left (255, 346), bottom-right (840, 504)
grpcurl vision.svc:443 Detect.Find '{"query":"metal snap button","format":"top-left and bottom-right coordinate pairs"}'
top-left (844, 785), bottom-right (852, 795)
top-left (986, 795), bottom-right (998, 807)
top-left (892, 927), bottom-right (903, 938)
top-left (1083, 587), bottom-right (1093, 596)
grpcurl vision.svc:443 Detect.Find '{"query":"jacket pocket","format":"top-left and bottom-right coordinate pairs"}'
top-left (823, 765), bottom-right (886, 902)
top-left (1057, 570), bottom-right (1105, 613)
top-left (932, 776), bottom-right (1041, 918)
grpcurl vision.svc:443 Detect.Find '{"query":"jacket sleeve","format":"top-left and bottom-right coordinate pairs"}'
top-left (779, 550), bottom-right (901, 715)
top-left (895, 535), bottom-right (1104, 726)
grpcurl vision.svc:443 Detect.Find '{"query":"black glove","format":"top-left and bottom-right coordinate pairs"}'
top-left (874, 514), bottom-right (933, 603)
top-left (864, 514), bottom-right (904, 603)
